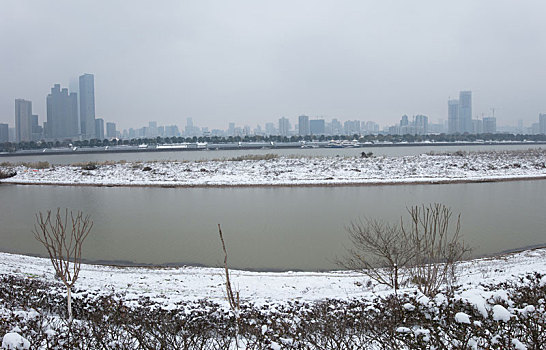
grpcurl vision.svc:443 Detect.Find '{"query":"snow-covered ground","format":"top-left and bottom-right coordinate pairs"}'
top-left (1, 149), bottom-right (546, 187)
top-left (2, 249), bottom-right (546, 349)
top-left (1, 248), bottom-right (545, 308)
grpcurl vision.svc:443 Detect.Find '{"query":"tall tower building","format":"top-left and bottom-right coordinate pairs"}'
top-left (483, 117), bottom-right (496, 134)
top-left (15, 99), bottom-right (33, 142)
top-left (448, 99), bottom-right (460, 134)
top-left (46, 84), bottom-right (79, 139)
top-left (459, 91), bottom-right (472, 133)
top-left (414, 115), bottom-right (429, 135)
top-left (539, 114), bottom-right (546, 134)
top-left (0, 123), bottom-right (8, 143)
top-left (298, 115), bottom-right (310, 136)
top-left (278, 117), bottom-right (290, 137)
top-left (95, 118), bottom-right (105, 139)
top-left (309, 119), bottom-right (325, 135)
top-left (79, 74), bottom-right (96, 139)
top-left (106, 122), bottom-right (117, 139)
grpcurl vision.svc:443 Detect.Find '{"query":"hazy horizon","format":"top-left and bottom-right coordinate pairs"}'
top-left (1, 1), bottom-right (545, 131)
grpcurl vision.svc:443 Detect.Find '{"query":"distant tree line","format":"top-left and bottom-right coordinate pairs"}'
top-left (2, 133), bottom-right (546, 153)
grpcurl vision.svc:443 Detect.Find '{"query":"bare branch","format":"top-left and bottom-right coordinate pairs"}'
top-left (33, 208), bottom-right (92, 322)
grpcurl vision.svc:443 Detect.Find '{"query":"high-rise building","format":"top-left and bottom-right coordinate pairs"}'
top-left (46, 84), bottom-right (79, 139)
top-left (298, 115), bottom-right (310, 136)
top-left (400, 115), bottom-right (409, 127)
top-left (278, 117), bottom-right (290, 137)
top-left (106, 122), bottom-right (117, 139)
top-left (0, 123), bottom-right (8, 143)
top-left (330, 118), bottom-right (342, 135)
top-left (459, 91), bottom-right (472, 133)
top-left (344, 120), bottom-right (360, 135)
top-left (95, 118), bottom-right (105, 139)
top-left (31, 114), bottom-right (43, 141)
top-left (164, 125), bottom-right (180, 137)
top-left (148, 121), bottom-right (158, 138)
top-left (539, 114), bottom-right (546, 134)
top-left (309, 119), bottom-right (325, 135)
top-left (79, 74), bottom-right (96, 139)
top-left (448, 99), bottom-right (460, 134)
top-left (414, 115), bottom-right (428, 135)
top-left (399, 115), bottom-right (410, 134)
top-left (363, 121), bottom-right (379, 134)
top-left (265, 122), bottom-right (276, 135)
top-left (483, 117), bottom-right (496, 134)
top-left (15, 99), bottom-right (32, 142)
top-left (472, 119), bottom-right (483, 134)
top-left (227, 122), bottom-right (235, 136)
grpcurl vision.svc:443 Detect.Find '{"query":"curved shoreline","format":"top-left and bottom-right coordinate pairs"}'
top-left (2, 141), bottom-right (546, 158)
top-left (3, 174), bottom-right (546, 189)
top-left (3, 243), bottom-right (546, 272)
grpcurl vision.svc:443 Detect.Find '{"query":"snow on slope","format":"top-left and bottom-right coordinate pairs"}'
top-left (1, 149), bottom-right (545, 187)
top-left (1, 248), bottom-right (545, 308)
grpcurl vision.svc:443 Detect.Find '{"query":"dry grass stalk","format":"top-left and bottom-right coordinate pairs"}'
top-left (217, 224), bottom-right (241, 347)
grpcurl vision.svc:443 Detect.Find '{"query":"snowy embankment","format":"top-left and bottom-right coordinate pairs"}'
top-left (1, 149), bottom-right (546, 187)
top-left (2, 249), bottom-right (546, 349)
top-left (1, 248), bottom-right (545, 307)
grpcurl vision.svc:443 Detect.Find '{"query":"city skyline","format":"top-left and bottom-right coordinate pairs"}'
top-left (9, 76), bottom-right (546, 141)
top-left (2, 1), bottom-right (546, 130)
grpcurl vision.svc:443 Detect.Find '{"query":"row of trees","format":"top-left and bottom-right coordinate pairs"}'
top-left (3, 132), bottom-right (546, 152)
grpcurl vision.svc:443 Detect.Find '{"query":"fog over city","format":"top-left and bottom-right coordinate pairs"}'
top-left (1, 0), bottom-right (545, 131)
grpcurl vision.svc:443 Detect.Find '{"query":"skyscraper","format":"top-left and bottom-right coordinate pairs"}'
top-left (79, 74), bottom-right (96, 139)
top-left (414, 115), bottom-right (429, 135)
top-left (309, 119), bottom-right (325, 135)
top-left (46, 84), bottom-right (79, 139)
top-left (106, 122), bottom-right (117, 139)
top-left (400, 115), bottom-right (409, 127)
top-left (278, 117), bottom-right (290, 137)
top-left (0, 123), bottom-right (9, 143)
top-left (459, 91), bottom-right (472, 133)
top-left (298, 115), bottom-right (310, 136)
top-left (31, 114), bottom-right (43, 141)
top-left (15, 99), bottom-right (33, 142)
top-left (539, 114), bottom-right (546, 134)
top-left (448, 99), bottom-right (460, 134)
top-left (95, 118), bottom-right (105, 139)
top-left (483, 117), bottom-right (496, 134)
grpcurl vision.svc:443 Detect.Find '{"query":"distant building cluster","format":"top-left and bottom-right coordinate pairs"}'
top-left (3, 86), bottom-right (546, 144)
top-left (447, 91), bottom-right (497, 134)
top-left (448, 91), bottom-right (473, 134)
top-left (8, 74), bottom-right (118, 143)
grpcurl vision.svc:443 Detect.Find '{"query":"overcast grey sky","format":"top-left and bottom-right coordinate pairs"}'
top-left (1, 0), bottom-right (545, 131)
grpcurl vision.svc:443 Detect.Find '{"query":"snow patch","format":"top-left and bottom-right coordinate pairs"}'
top-left (454, 312), bottom-right (471, 324)
top-left (2, 333), bottom-right (30, 350)
top-left (492, 304), bottom-right (512, 322)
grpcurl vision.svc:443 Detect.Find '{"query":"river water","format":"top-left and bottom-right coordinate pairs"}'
top-left (1, 180), bottom-right (545, 271)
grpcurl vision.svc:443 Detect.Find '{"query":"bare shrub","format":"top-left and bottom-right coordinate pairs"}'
top-left (342, 204), bottom-right (470, 297)
top-left (0, 168), bottom-right (17, 179)
top-left (340, 219), bottom-right (414, 293)
top-left (33, 208), bottom-right (93, 322)
top-left (402, 204), bottom-right (471, 296)
top-left (20, 161), bottom-right (50, 169)
top-left (81, 162), bottom-right (97, 170)
top-left (227, 153), bottom-right (278, 161)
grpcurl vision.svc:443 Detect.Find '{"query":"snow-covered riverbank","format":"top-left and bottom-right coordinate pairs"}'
top-left (1, 149), bottom-right (545, 187)
top-left (2, 249), bottom-right (546, 349)
top-left (1, 248), bottom-right (545, 307)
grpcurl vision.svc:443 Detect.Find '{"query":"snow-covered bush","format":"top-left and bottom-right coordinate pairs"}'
top-left (1, 273), bottom-right (545, 349)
